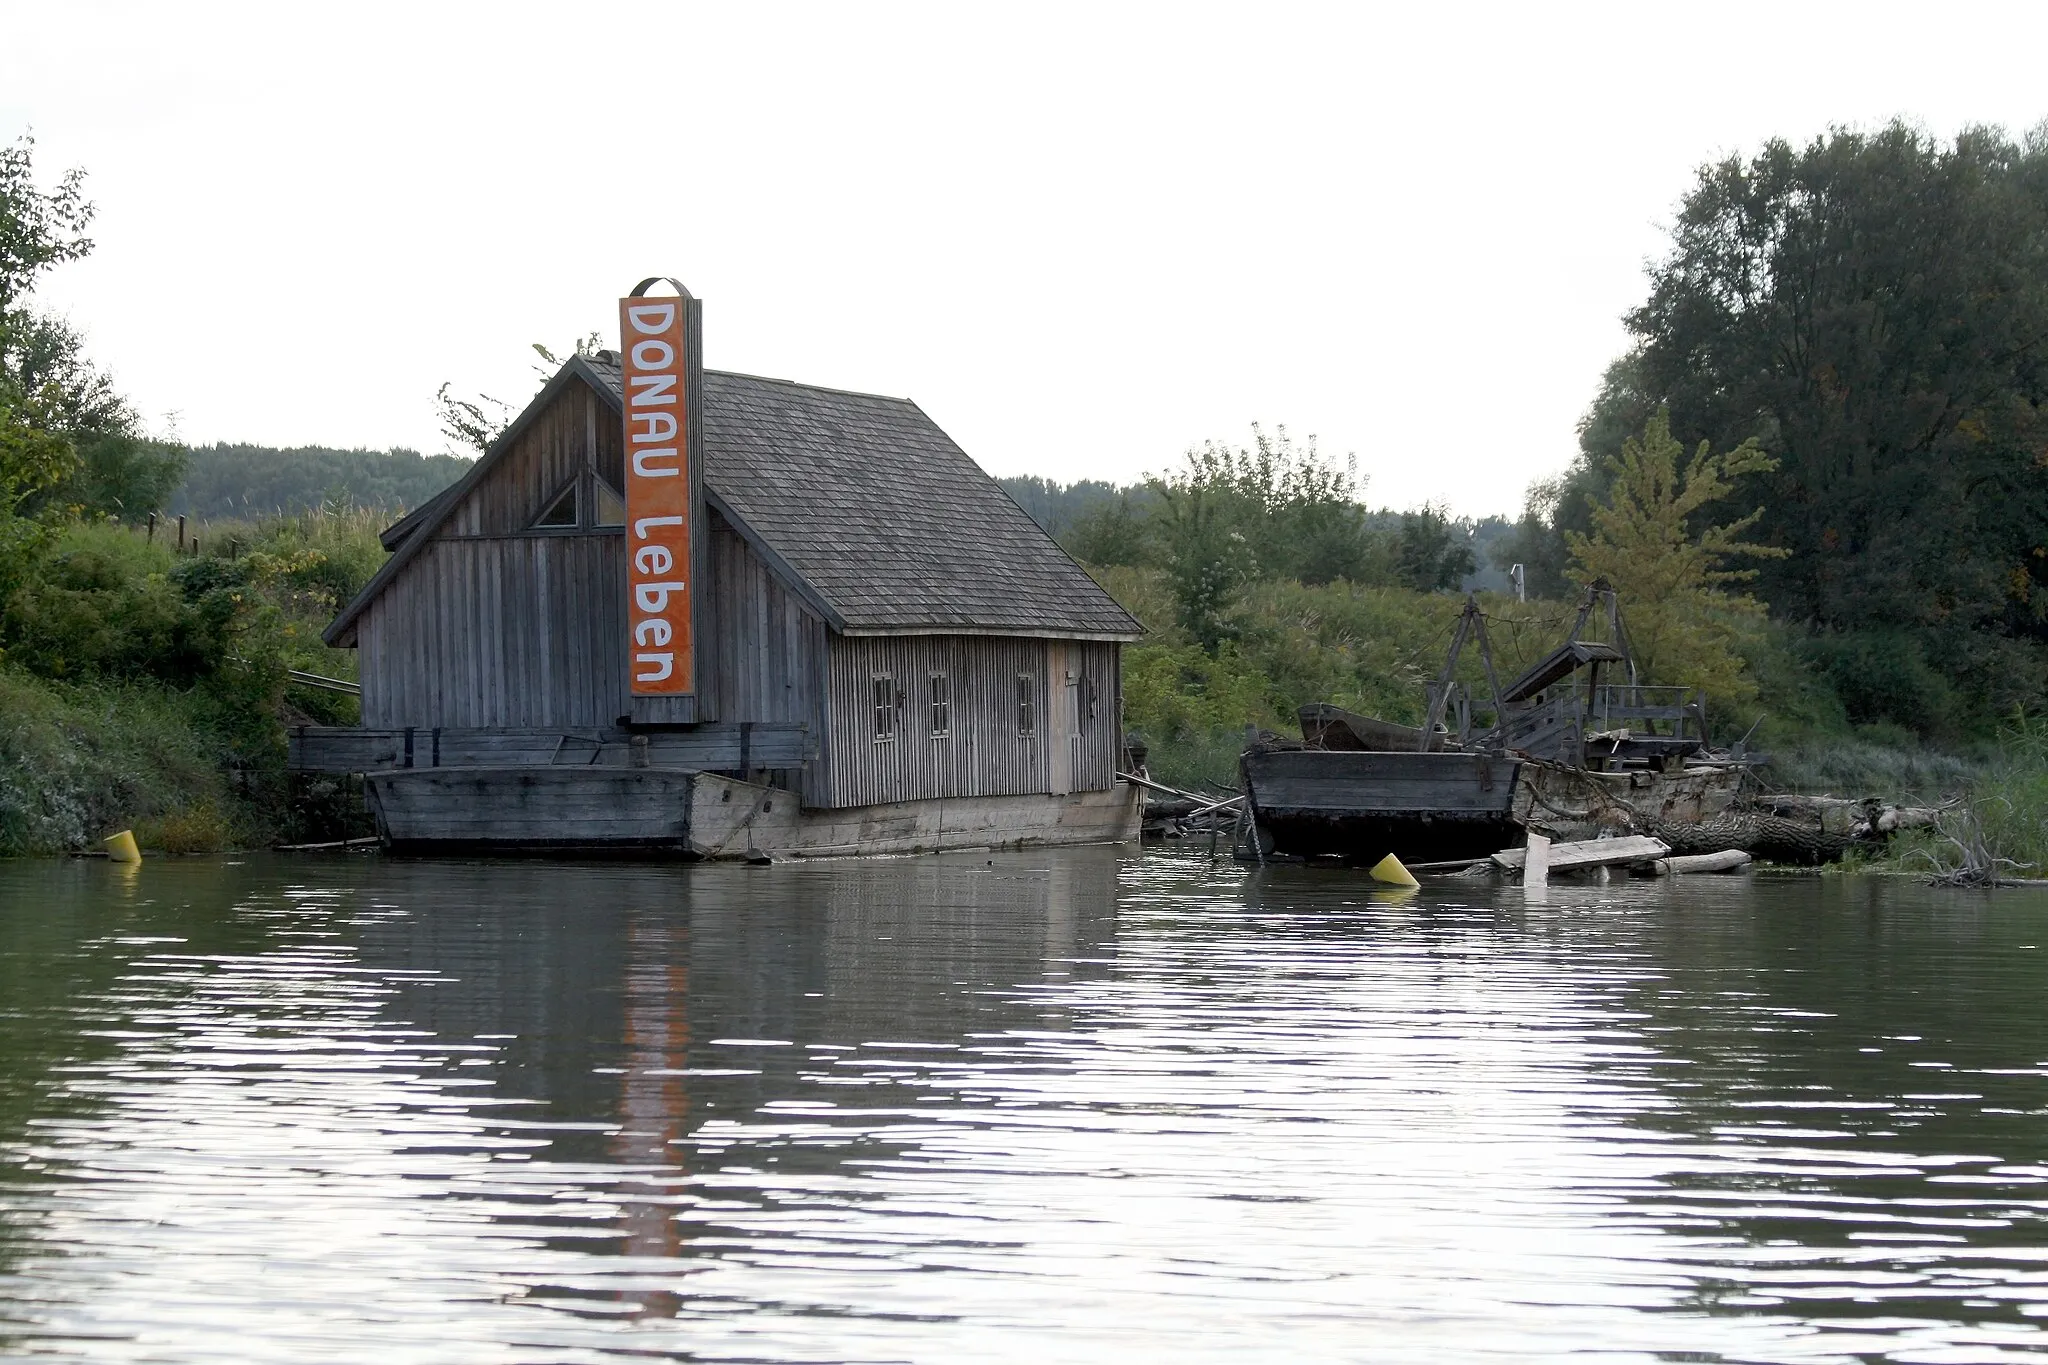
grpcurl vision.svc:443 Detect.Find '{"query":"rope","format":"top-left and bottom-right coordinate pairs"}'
top-left (1515, 758), bottom-right (1645, 829)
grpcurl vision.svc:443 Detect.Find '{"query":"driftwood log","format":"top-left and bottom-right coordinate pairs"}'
top-left (1756, 793), bottom-right (1946, 838)
top-left (1649, 812), bottom-right (1858, 865)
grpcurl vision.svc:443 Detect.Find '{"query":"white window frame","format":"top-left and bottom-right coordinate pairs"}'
top-left (872, 675), bottom-right (898, 742)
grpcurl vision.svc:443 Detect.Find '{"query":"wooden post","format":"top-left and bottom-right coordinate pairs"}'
top-left (1469, 604), bottom-right (1505, 739)
top-left (1522, 832), bottom-right (1550, 888)
top-left (176, 515), bottom-right (186, 552)
top-left (1419, 600), bottom-right (1476, 750)
top-left (146, 512), bottom-right (157, 544)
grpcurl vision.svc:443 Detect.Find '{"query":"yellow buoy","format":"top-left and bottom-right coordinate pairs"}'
top-left (1368, 853), bottom-right (1419, 887)
top-left (104, 830), bottom-right (142, 863)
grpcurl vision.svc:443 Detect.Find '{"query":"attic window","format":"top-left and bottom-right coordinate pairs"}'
top-left (592, 477), bottom-right (626, 528)
top-left (533, 482), bottom-right (578, 529)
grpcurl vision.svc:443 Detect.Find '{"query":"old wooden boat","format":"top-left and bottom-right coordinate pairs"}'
top-left (1242, 746), bottom-right (1521, 862)
top-left (1241, 583), bottom-right (1750, 864)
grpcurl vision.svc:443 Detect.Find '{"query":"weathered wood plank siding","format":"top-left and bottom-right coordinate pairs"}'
top-left (702, 510), bottom-right (832, 797)
top-left (368, 768), bottom-right (695, 849)
top-left (820, 635), bottom-right (1118, 809)
top-left (1244, 750), bottom-right (1520, 816)
top-left (442, 383), bottom-right (625, 536)
top-left (290, 723), bottom-right (810, 773)
top-left (358, 535), bottom-right (630, 728)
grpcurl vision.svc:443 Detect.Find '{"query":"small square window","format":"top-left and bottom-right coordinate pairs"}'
top-left (873, 675), bottom-right (897, 742)
top-left (1016, 672), bottom-right (1036, 738)
top-left (929, 672), bottom-right (952, 738)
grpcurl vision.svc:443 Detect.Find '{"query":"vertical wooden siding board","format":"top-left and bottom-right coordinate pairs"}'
top-left (467, 541), bottom-right (485, 726)
top-left (469, 541), bottom-right (487, 726)
top-left (492, 538), bottom-right (513, 726)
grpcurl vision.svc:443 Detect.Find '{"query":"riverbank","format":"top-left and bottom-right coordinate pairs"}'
top-left (0, 516), bottom-right (2039, 868)
top-left (0, 512), bottom-right (376, 856)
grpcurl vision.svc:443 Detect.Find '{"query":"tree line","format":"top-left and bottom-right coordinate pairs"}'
top-left (1500, 120), bottom-right (2048, 735)
top-left (998, 433), bottom-right (1516, 650)
top-left (171, 443), bottom-right (472, 519)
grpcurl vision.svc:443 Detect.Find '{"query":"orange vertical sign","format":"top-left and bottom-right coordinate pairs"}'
top-left (621, 295), bottom-right (693, 694)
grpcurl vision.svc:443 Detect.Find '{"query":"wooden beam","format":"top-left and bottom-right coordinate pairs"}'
top-left (288, 723), bottom-right (810, 773)
top-left (1491, 834), bottom-right (1669, 872)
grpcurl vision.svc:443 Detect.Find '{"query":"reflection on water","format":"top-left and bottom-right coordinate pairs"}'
top-left (3, 850), bottom-right (2048, 1361)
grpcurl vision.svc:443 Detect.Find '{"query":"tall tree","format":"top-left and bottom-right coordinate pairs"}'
top-left (1393, 502), bottom-right (1475, 592)
top-left (0, 135), bottom-right (181, 517)
top-left (1600, 122), bottom-right (2048, 654)
top-left (1567, 409), bottom-right (1785, 704)
top-left (0, 135), bottom-right (92, 313)
top-left (1145, 425), bottom-right (1375, 648)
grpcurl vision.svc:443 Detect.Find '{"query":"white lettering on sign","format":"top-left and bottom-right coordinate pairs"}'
top-left (620, 293), bottom-right (693, 693)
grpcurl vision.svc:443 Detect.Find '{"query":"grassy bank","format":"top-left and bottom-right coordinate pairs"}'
top-left (1104, 565), bottom-right (2019, 813)
top-left (0, 669), bottom-right (253, 853)
top-left (0, 509), bottom-right (383, 855)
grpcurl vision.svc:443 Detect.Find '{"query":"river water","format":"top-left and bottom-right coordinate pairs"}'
top-left (3, 850), bottom-right (2048, 1362)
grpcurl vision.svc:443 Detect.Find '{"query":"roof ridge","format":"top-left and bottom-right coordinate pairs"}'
top-left (587, 353), bottom-right (915, 407)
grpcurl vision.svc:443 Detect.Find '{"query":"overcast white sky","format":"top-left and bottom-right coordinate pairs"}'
top-left (4, 2), bottom-right (2046, 519)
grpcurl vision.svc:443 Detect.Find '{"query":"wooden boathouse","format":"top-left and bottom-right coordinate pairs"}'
top-left (292, 286), bottom-right (1144, 856)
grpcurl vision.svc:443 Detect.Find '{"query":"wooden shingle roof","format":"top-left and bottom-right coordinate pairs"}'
top-left (586, 357), bottom-right (1139, 638)
top-left (325, 357), bottom-right (1140, 645)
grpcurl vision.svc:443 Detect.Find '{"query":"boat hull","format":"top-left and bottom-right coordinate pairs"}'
top-left (362, 767), bottom-right (1143, 859)
top-left (1242, 749), bottom-right (1522, 863)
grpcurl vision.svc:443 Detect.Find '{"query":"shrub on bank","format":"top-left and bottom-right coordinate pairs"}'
top-left (0, 509), bottom-right (384, 854)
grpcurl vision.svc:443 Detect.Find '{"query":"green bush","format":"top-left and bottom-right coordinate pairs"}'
top-left (0, 508), bottom-right (387, 854)
top-left (1802, 630), bottom-right (1956, 736)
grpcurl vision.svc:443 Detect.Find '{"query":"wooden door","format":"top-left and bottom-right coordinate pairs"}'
top-left (1046, 642), bottom-right (1078, 796)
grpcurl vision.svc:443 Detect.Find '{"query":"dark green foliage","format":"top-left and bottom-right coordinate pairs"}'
top-left (1144, 426), bottom-right (1379, 648)
top-left (0, 513), bottom-right (387, 852)
top-left (998, 476), bottom-right (1159, 568)
top-left (1624, 123), bottom-right (2048, 636)
top-left (1519, 121), bottom-right (2048, 734)
top-left (1, 308), bottom-right (130, 441)
top-left (1802, 631), bottom-right (1956, 735)
top-left (998, 476), bottom-right (1126, 539)
top-left (44, 432), bottom-right (186, 518)
top-left (1394, 504), bottom-right (1476, 592)
top-left (1007, 431), bottom-right (1489, 654)
top-left (1488, 490), bottom-right (1575, 600)
top-left (3, 541), bottom-right (263, 686)
top-left (171, 443), bottom-right (471, 519)
top-left (1062, 491), bottom-right (1155, 567)
top-left (0, 134), bottom-right (168, 527)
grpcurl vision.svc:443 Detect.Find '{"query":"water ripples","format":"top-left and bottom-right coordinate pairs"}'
top-left (2, 851), bottom-right (2048, 1360)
